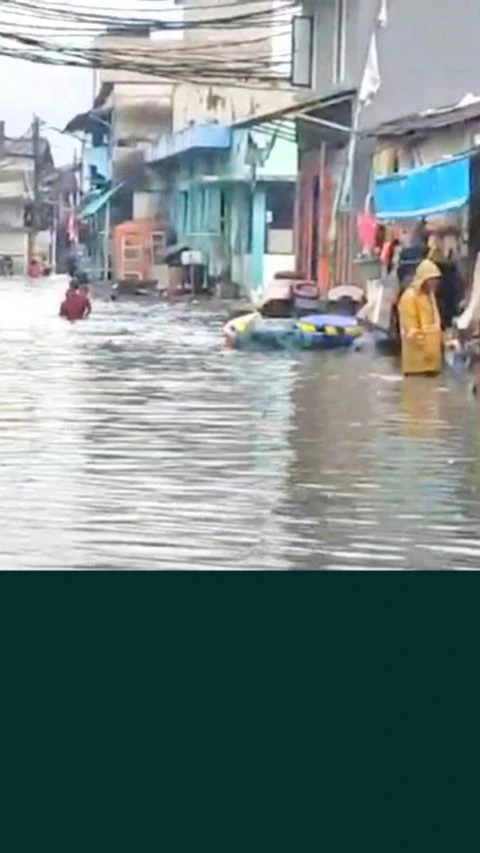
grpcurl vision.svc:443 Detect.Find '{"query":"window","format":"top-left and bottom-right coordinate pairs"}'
top-left (265, 184), bottom-right (295, 255)
top-left (219, 191), bottom-right (227, 236)
top-left (247, 199), bottom-right (253, 254)
top-left (152, 232), bottom-right (165, 264)
top-left (266, 184), bottom-right (295, 231)
top-left (177, 191), bottom-right (189, 234)
top-left (199, 188), bottom-right (218, 235)
top-left (291, 15), bottom-right (313, 87)
top-left (333, 0), bottom-right (346, 85)
top-left (199, 189), bottom-right (207, 232)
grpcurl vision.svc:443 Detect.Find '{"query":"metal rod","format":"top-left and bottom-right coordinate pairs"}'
top-left (296, 113), bottom-right (352, 134)
top-left (28, 114), bottom-right (41, 265)
top-left (51, 204), bottom-right (57, 272)
top-left (104, 200), bottom-right (110, 281)
top-left (103, 122), bottom-right (113, 281)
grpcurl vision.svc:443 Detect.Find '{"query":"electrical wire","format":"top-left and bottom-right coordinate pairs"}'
top-left (0, 36), bottom-right (293, 85)
top-left (0, 0), bottom-right (296, 30)
top-left (0, 0), bottom-right (297, 91)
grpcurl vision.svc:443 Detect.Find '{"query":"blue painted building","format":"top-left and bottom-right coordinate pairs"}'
top-left (145, 120), bottom-right (297, 300)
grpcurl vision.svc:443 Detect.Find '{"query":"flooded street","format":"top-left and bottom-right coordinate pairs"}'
top-left (1, 276), bottom-right (480, 569)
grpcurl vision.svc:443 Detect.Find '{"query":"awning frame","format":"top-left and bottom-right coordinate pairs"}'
top-left (79, 183), bottom-right (124, 221)
top-left (232, 89), bottom-right (357, 131)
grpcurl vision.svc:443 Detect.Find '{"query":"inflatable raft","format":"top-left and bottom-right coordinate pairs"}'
top-left (223, 311), bottom-right (362, 350)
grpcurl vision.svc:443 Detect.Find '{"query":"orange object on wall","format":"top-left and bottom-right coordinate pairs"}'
top-left (357, 212), bottom-right (377, 254)
top-left (295, 148), bottom-right (351, 290)
top-left (113, 218), bottom-right (166, 283)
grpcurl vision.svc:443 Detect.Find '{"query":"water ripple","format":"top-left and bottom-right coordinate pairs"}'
top-left (0, 277), bottom-right (479, 569)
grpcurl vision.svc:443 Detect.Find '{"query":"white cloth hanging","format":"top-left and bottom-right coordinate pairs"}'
top-left (455, 254), bottom-right (480, 330)
top-left (378, 0), bottom-right (388, 27)
top-left (339, 18), bottom-right (382, 208)
top-left (359, 33), bottom-right (381, 104)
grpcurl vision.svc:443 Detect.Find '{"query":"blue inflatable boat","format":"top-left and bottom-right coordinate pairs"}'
top-left (223, 311), bottom-right (362, 350)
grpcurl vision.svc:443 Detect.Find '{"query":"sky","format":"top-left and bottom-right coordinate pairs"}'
top-left (0, 57), bottom-right (92, 164)
top-left (0, 1), bottom-right (289, 165)
top-left (0, 0), bottom-right (180, 164)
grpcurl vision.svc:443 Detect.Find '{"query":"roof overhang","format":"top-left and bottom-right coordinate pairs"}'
top-left (232, 88), bottom-right (357, 130)
top-left (146, 123), bottom-right (231, 165)
top-left (64, 106), bottom-right (112, 136)
top-left (366, 95), bottom-right (480, 139)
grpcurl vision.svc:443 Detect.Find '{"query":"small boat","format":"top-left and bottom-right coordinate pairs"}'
top-left (223, 276), bottom-right (364, 349)
top-left (223, 311), bottom-right (362, 350)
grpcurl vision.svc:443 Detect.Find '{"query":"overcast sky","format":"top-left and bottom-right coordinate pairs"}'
top-left (0, 57), bottom-right (92, 163)
top-left (0, 1), bottom-right (286, 165)
top-left (0, 0), bottom-right (179, 164)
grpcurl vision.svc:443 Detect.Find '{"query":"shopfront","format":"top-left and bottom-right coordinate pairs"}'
top-left (372, 153), bottom-right (473, 282)
top-left (295, 92), bottom-right (356, 292)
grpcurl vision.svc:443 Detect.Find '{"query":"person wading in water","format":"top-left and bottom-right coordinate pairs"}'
top-left (397, 259), bottom-right (442, 376)
top-left (59, 281), bottom-right (92, 322)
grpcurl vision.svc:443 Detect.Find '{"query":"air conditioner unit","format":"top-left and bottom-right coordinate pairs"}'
top-left (181, 250), bottom-right (203, 265)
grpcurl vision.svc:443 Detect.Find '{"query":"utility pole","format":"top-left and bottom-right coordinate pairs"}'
top-left (28, 114), bottom-right (41, 263)
top-left (51, 203), bottom-right (57, 273)
top-left (103, 121), bottom-right (113, 281)
top-left (104, 187), bottom-right (111, 281)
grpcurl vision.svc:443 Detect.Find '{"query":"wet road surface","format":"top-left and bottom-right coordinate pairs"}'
top-left (1, 277), bottom-right (480, 569)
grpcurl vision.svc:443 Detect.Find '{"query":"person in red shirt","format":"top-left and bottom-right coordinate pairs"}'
top-left (28, 258), bottom-right (42, 278)
top-left (59, 281), bottom-right (91, 322)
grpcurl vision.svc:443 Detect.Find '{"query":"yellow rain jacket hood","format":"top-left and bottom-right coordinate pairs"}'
top-left (398, 259), bottom-right (443, 375)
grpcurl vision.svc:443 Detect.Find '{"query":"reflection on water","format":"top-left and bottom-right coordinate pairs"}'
top-left (1, 277), bottom-right (479, 569)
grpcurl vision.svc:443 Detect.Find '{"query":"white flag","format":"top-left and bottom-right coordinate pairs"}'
top-left (378, 0), bottom-right (388, 27)
top-left (339, 33), bottom-right (381, 207)
top-left (359, 33), bottom-right (381, 104)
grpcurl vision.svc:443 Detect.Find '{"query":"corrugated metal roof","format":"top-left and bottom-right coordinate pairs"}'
top-left (64, 84), bottom-right (113, 135)
top-left (64, 107), bottom-right (112, 135)
top-left (3, 136), bottom-right (51, 161)
top-left (368, 96), bottom-right (480, 138)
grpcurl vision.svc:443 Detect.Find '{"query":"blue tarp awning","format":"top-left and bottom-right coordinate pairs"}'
top-left (79, 183), bottom-right (123, 220)
top-left (373, 154), bottom-right (471, 220)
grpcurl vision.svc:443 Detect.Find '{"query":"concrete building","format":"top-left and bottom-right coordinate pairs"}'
top-left (286, 0), bottom-right (480, 287)
top-left (140, 0), bottom-right (298, 297)
top-left (70, 61), bottom-right (172, 206)
top-left (0, 122), bottom-right (53, 274)
top-left (66, 27), bottom-right (175, 276)
top-left (304, 0), bottom-right (480, 132)
top-left (366, 98), bottom-right (480, 287)
top-left (67, 4), bottom-right (299, 285)
top-left (95, 30), bottom-right (173, 195)
top-left (145, 120), bottom-right (297, 297)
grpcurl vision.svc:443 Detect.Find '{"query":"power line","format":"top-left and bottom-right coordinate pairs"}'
top-left (0, 0), bottom-right (296, 89)
top-left (0, 0), bottom-right (295, 29)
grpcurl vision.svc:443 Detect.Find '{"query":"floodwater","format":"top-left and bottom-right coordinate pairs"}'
top-left (1, 276), bottom-right (480, 569)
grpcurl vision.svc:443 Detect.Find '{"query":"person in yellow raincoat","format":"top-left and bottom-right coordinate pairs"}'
top-left (397, 258), bottom-right (443, 375)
